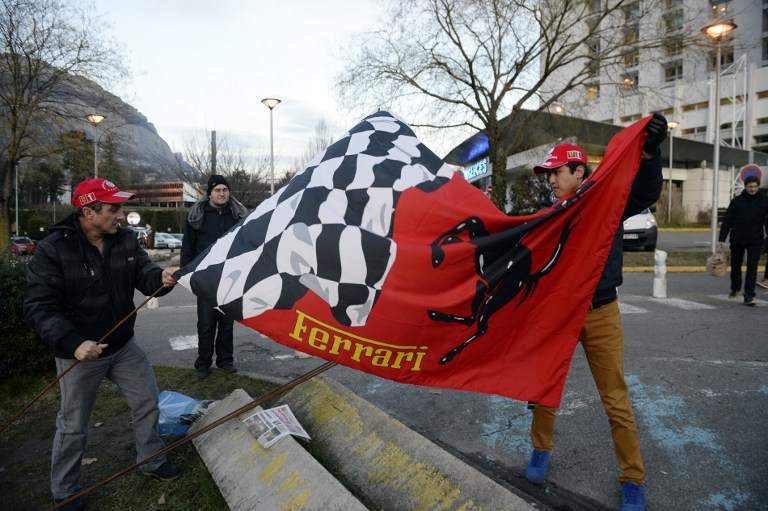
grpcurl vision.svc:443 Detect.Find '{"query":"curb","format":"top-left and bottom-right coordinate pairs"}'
top-left (189, 388), bottom-right (368, 511)
top-left (192, 377), bottom-right (542, 511)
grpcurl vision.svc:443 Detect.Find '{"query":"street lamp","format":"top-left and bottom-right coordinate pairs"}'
top-left (86, 113), bottom-right (106, 178)
top-left (261, 98), bottom-right (281, 195)
top-left (702, 19), bottom-right (736, 252)
top-left (666, 120), bottom-right (679, 223)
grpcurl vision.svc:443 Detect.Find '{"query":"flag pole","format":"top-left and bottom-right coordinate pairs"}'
top-left (49, 360), bottom-right (337, 510)
top-left (1, 285), bottom-right (167, 435)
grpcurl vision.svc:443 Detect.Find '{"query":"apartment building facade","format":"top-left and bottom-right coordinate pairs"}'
top-left (542, 0), bottom-right (768, 220)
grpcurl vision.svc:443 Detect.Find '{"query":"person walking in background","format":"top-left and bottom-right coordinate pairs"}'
top-left (718, 175), bottom-right (768, 306)
top-left (24, 178), bottom-right (182, 510)
top-left (758, 237), bottom-right (768, 290)
top-left (181, 175), bottom-right (248, 379)
top-left (524, 113), bottom-right (667, 511)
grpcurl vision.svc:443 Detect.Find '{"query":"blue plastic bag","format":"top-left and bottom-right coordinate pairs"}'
top-left (157, 390), bottom-right (212, 436)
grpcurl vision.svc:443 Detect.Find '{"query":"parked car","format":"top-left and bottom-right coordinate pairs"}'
top-left (169, 233), bottom-right (184, 243)
top-left (10, 236), bottom-right (35, 256)
top-left (622, 208), bottom-right (658, 252)
top-left (154, 232), bottom-right (182, 249)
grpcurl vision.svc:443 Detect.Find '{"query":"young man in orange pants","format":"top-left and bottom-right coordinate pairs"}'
top-left (525, 113), bottom-right (668, 511)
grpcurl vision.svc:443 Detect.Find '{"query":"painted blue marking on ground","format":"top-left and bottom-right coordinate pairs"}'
top-left (478, 394), bottom-right (530, 454)
top-left (626, 374), bottom-right (759, 509)
top-left (702, 491), bottom-right (751, 511)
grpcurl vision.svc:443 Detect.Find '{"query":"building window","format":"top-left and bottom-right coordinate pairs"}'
top-left (681, 126), bottom-right (707, 135)
top-left (664, 9), bottom-right (684, 32)
top-left (754, 134), bottom-right (768, 149)
top-left (623, 49), bottom-right (640, 68)
top-left (664, 36), bottom-right (684, 57)
top-left (621, 71), bottom-right (639, 91)
top-left (664, 61), bottom-right (683, 82)
top-left (624, 24), bottom-right (639, 45)
top-left (682, 101), bottom-right (708, 112)
top-left (585, 83), bottom-right (600, 100)
top-left (620, 114), bottom-right (642, 123)
top-left (623, 1), bottom-right (640, 22)
top-left (660, 107), bottom-right (675, 117)
top-left (758, 91), bottom-right (768, 99)
top-left (709, 44), bottom-right (735, 70)
top-left (756, 117), bottom-right (768, 125)
top-left (709, 1), bottom-right (733, 18)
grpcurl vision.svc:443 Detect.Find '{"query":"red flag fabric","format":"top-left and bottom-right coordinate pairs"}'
top-left (176, 111), bottom-right (650, 407)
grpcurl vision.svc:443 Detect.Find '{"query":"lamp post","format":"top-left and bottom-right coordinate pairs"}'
top-left (261, 98), bottom-right (281, 195)
top-left (666, 120), bottom-right (679, 223)
top-left (86, 114), bottom-right (106, 178)
top-left (702, 20), bottom-right (736, 252)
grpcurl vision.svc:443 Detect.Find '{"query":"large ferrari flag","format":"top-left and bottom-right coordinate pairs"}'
top-left (176, 111), bottom-right (649, 407)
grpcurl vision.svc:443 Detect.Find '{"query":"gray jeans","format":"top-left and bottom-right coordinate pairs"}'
top-left (51, 338), bottom-right (166, 499)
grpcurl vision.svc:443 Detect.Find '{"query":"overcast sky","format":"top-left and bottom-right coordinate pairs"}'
top-left (98, 0), bottom-right (387, 172)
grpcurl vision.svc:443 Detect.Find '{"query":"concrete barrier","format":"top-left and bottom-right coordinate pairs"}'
top-left (277, 376), bottom-right (539, 511)
top-left (189, 388), bottom-right (367, 511)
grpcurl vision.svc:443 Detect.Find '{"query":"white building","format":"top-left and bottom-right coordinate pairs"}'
top-left (541, 0), bottom-right (768, 221)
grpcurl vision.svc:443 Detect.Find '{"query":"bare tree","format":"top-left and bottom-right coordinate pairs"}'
top-left (336, 0), bottom-right (690, 210)
top-left (180, 130), bottom-right (270, 209)
top-left (289, 120), bottom-right (336, 175)
top-left (0, 0), bottom-right (127, 246)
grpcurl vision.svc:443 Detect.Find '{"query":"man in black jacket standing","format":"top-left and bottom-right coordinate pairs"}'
top-left (524, 114), bottom-right (667, 511)
top-left (718, 175), bottom-right (768, 306)
top-left (24, 178), bottom-right (181, 510)
top-left (181, 175), bottom-right (248, 379)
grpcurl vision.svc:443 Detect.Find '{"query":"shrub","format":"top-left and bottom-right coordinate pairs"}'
top-left (0, 253), bottom-right (53, 378)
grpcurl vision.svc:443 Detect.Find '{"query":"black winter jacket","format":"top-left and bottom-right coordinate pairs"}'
top-left (24, 214), bottom-right (171, 359)
top-left (180, 200), bottom-right (243, 266)
top-left (718, 190), bottom-right (768, 246)
top-left (542, 152), bottom-right (663, 302)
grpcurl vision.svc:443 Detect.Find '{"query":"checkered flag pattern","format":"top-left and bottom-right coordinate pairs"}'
top-left (177, 111), bottom-right (454, 327)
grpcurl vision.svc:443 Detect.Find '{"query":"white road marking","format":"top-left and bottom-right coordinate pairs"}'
top-left (647, 297), bottom-right (715, 310)
top-left (619, 302), bottom-right (649, 314)
top-left (169, 335), bottom-right (198, 351)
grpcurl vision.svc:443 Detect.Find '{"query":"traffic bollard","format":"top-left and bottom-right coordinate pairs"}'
top-left (653, 249), bottom-right (667, 298)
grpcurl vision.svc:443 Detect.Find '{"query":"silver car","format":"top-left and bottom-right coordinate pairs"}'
top-left (154, 232), bottom-right (182, 249)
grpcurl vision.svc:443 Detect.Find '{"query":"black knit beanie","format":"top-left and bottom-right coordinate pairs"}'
top-left (206, 174), bottom-right (231, 196)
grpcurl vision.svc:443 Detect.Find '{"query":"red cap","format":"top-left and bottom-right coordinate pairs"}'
top-left (71, 178), bottom-right (136, 208)
top-left (533, 143), bottom-right (587, 175)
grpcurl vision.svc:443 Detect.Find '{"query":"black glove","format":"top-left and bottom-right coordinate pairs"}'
top-left (643, 112), bottom-right (668, 156)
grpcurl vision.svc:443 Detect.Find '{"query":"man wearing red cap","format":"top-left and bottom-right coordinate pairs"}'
top-left (24, 178), bottom-right (182, 510)
top-left (524, 113), bottom-right (668, 511)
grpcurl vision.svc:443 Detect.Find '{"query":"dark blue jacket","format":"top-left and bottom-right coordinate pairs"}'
top-left (542, 152), bottom-right (663, 301)
top-left (24, 213), bottom-right (170, 359)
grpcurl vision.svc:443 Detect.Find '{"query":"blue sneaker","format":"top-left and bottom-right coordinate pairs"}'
top-left (525, 449), bottom-right (550, 484)
top-left (621, 482), bottom-right (645, 511)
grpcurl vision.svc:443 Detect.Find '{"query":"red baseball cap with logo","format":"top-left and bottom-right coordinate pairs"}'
top-left (71, 178), bottom-right (136, 208)
top-left (533, 143), bottom-right (588, 175)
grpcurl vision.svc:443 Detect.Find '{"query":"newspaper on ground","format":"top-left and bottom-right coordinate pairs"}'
top-left (243, 404), bottom-right (310, 449)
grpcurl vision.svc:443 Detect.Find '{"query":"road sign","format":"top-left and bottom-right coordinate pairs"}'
top-left (739, 164), bottom-right (762, 183)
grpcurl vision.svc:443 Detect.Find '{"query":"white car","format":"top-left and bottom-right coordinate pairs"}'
top-left (154, 232), bottom-right (182, 249)
top-left (622, 208), bottom-right (658, 252)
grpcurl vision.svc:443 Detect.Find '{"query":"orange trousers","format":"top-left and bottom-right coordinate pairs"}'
top-left (530, 300), bottom-right (644, 484)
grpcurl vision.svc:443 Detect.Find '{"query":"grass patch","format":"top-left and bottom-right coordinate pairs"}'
top-left (0, 366), bottom-right (280, 510)
top-left (623, 251), bottom-right (709, 267)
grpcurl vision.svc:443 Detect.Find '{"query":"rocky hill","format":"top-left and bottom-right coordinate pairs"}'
top-left (56, 74), bottom-right (193, 181)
